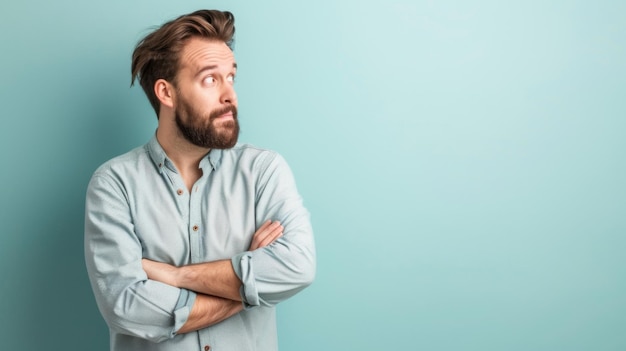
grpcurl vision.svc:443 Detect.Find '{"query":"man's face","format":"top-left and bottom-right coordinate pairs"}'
top-left (173, 38), bottom-right (239, 149)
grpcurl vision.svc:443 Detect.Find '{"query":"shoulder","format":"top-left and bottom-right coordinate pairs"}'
top-left (227, 143), bottom-right (278, 158)
top-left (222, 143), bottom-right (285, 168)
top-left (89, 144), bottom-right (152, 184)
top-left (218, 144), bottom-right (294, 181)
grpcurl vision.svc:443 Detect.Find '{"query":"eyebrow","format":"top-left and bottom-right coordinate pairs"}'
top-left (194, 63), bottom-right (238, 78)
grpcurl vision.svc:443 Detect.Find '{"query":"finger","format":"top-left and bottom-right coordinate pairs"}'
top-left (254, 221), bottom-right (281, 244)
top-left (250, 223), bottom-right (281, 250)
top-left (257, 225), bottom-right (284, 248)
top-left (258, 233), bottom-right (283, 248)
top-left (256, 219), bottom-right (272, 233)
top-left (249, 221), bottom-right (271, 250)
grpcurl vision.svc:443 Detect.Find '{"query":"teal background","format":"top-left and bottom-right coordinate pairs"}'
top-left (1, 0), bottom-right (625, 350)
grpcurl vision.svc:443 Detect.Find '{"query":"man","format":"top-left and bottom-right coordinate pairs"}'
top-left (84, 9), bottom-right (315, 351)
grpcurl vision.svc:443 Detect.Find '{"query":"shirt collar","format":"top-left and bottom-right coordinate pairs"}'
top-left (146, 133), bottom-right (168, 173)
top-left (206, 148), bottom-right (223, 171)
top-left (146, 133), bottom-right (224, 173)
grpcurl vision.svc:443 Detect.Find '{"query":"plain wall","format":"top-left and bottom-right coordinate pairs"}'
top-left (1, 0), bottom-right (624, 350)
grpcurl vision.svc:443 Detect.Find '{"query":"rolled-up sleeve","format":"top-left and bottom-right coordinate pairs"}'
top-left (84, 173), bottom-right (195, 342)
top-left (231, 153), bottom-right (316, 308)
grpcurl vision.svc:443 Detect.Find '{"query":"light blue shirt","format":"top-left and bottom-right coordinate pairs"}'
top-left (84, 135), bottom-right (315, 351)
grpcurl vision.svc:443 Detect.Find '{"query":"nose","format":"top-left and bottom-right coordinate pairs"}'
top-left (221, 82), bottom-right (237, 105)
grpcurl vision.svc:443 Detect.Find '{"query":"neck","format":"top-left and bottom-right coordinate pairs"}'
top-left (156, 124), bottom-right (209, 192)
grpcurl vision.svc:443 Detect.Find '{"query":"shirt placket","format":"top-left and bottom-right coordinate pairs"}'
top-left (160, 161), bottom-right (193, 264)
top-left (189, 169), bottom-right (215, 350)
top-left (189, 180), bottom-right (203, 264)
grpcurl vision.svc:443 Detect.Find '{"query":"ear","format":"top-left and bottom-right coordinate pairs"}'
top-left (154, 79), bottom-right (175, 109)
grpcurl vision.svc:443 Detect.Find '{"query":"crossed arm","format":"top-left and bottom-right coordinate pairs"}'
top-left (86, 152), bottom-right (315, 341)
top-left (142, 220), bottom-right (284, 334)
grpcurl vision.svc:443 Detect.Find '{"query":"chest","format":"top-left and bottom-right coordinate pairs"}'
top-left (130, 168), bottom-right (258, 265)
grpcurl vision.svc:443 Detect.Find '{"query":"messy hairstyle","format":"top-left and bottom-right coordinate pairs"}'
top-left (131, 10), bottom-right (235, 117)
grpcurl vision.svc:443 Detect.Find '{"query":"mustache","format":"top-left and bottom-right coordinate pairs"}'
top-left (209, 105), bottom-right (238, 121)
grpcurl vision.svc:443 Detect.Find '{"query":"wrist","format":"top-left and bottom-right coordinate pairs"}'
top-left (176, 265), bottom-right (195, 289)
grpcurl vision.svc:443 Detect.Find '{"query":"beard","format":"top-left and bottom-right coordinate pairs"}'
top-left (175, 98), bottom-right (240, 149)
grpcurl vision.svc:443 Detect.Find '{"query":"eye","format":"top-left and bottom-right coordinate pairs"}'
top-left (203, 76), bottom-right (216, 85)
top-left (227, 74), bottom-right (236, 83)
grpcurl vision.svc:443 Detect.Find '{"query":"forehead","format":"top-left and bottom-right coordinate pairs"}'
top-left (179, 37), bottom-right (235, 72)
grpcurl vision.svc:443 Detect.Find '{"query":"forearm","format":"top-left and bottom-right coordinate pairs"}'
top-left (143, 221), bottom-right (284, 301)
top-left (176, 293), bottom-right (243, 334)
top-left (143, 258), bottom-right (243, 301)
top-left (178, 259), bottom-right (243, 301)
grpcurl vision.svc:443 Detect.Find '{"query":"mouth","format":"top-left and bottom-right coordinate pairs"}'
top-left (210, 105), bottom-right (237, 123)
top-left (217, 111), bottom-right (234, 119)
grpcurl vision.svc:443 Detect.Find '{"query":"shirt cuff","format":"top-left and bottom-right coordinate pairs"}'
top-left (172, 289), bottom-right (197, 336)
top-left (231, 252), bottom-right (259, 308)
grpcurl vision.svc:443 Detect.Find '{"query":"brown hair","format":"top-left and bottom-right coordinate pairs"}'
top-left (131, 10), bottom-right (235, 117)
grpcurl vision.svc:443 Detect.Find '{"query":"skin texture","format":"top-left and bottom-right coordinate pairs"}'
top-left (144, 38), bottom-right (284, 333)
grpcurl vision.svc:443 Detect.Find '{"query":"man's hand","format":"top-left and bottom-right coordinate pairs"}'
top-left (249, 220), bottom-right (283, 251)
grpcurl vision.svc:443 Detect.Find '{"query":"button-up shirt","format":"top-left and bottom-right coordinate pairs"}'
top-left (84, 135), bottom-right (315, 351)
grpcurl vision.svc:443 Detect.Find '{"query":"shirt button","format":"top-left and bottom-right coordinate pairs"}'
top-left (204, 345), bottom-right (211, 351)
top-left (193, 225), bottom-right (199, 232)
top-left (176, 188), bottom-right (183, 195)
